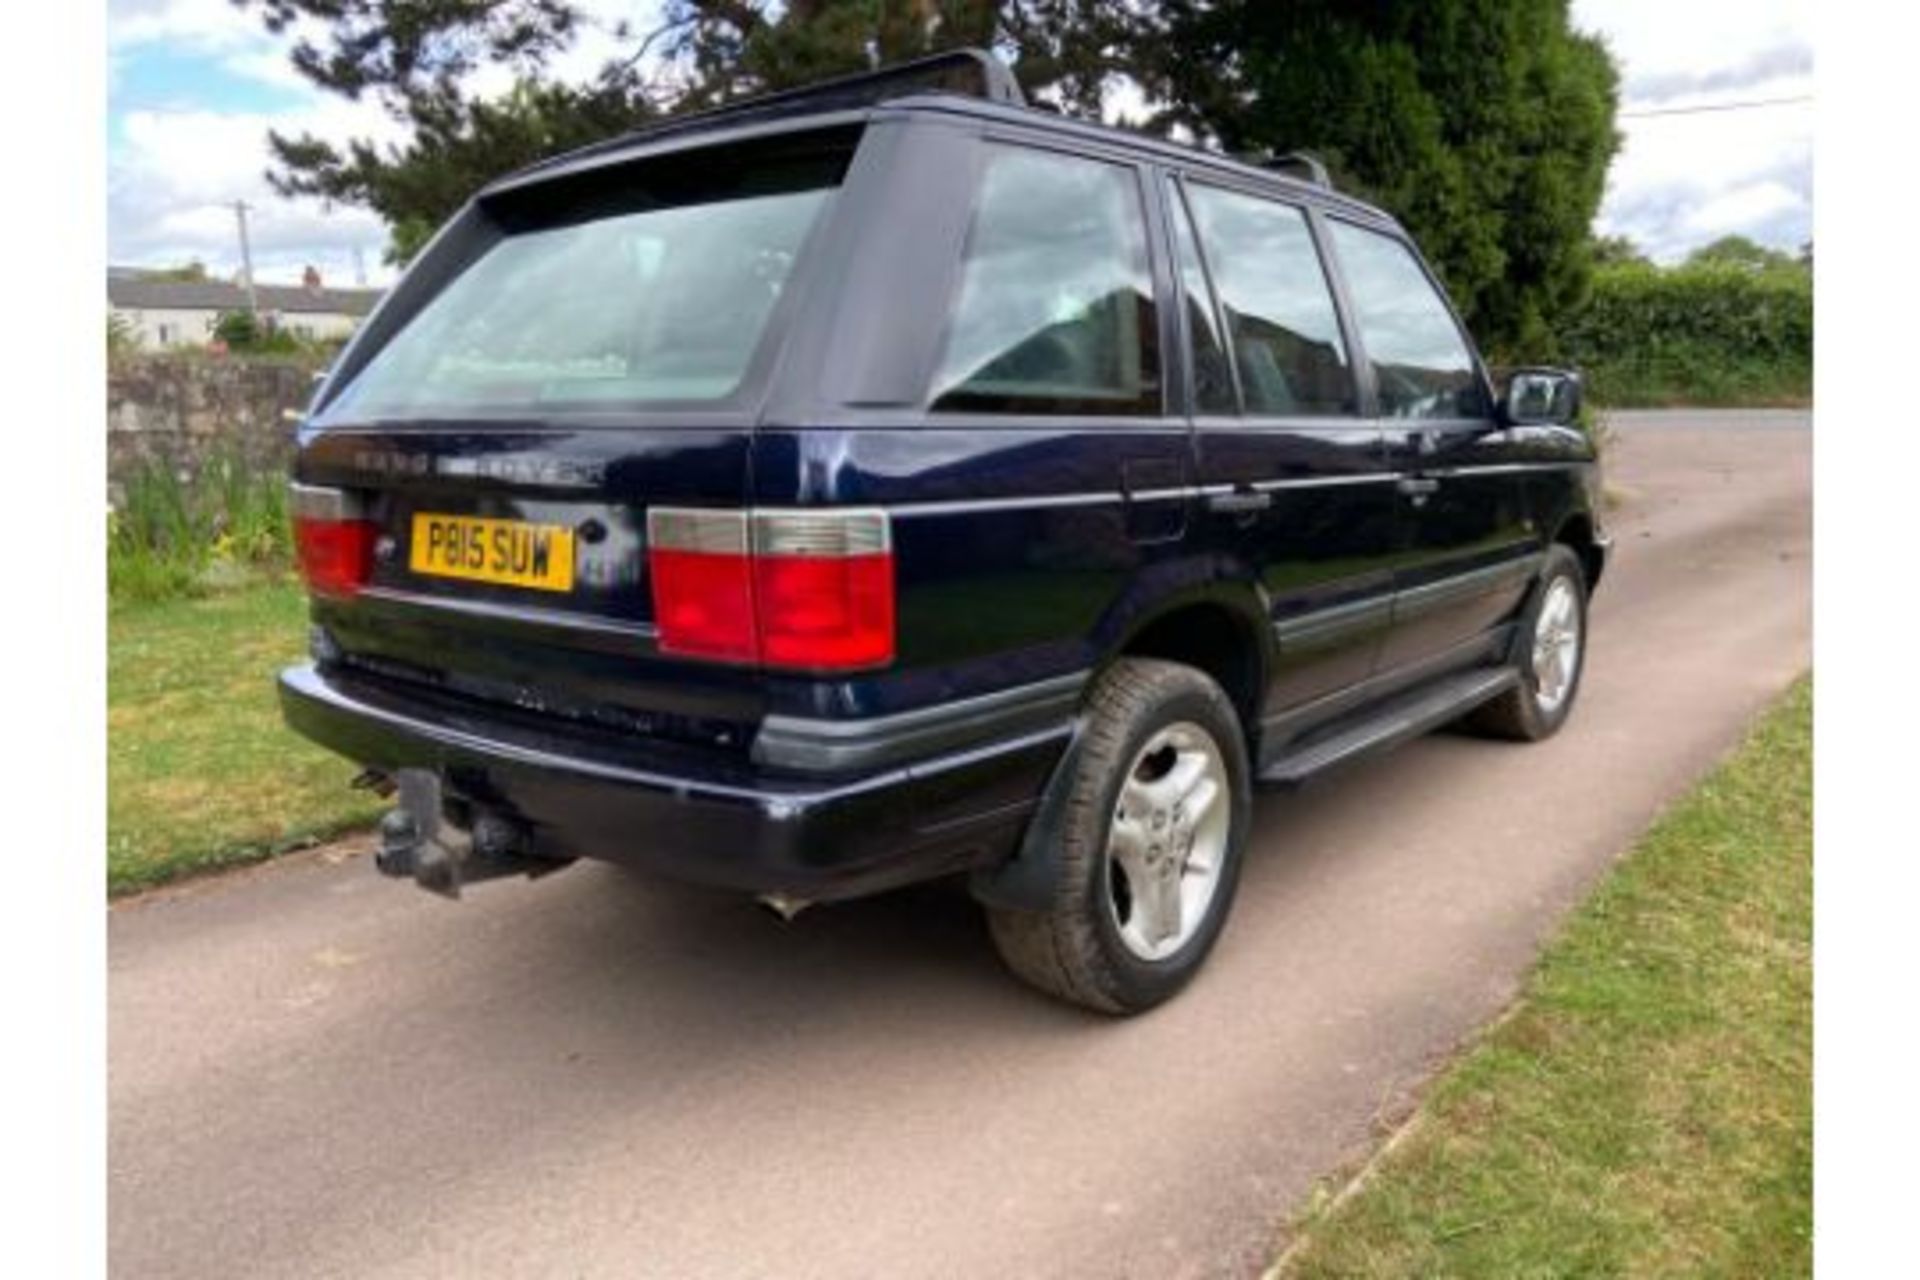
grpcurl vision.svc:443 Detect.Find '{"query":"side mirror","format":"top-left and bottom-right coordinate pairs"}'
top-left (1499, 367), bottom-right (1582, 427)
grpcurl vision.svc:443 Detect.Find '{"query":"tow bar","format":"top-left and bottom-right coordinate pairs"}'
top-left (374, 769), bottom-right (569, 898)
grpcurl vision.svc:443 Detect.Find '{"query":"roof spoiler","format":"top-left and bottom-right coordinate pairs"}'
top-left (510, 49), bottom-right (1025, 182)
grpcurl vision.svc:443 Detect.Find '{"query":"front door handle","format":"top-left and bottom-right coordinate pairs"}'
top-left (1396, 476), bottom-right (1440, 497)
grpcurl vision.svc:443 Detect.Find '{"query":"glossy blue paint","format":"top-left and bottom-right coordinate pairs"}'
top-left (280, 91), bottom-right (1604, 901)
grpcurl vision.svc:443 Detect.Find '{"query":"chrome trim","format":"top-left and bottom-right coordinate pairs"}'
top-left (752, 508), bottom-right (891, 556)
top-left (886, 474), bottom-right (1398, 518)
top-left (289, 481), bottom-right (365, 521)
top-left (888, 491), bottom-right (1123, 517)
top-left (647, 507), bottom-right (749, 555)
top-left (1428, 462), bottom-right (1580, 478)
top-left (1252, 473), bottom-right (1399, 493)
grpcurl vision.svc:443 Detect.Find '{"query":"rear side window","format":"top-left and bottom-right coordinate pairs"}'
top-left (326, 144), bottom-right (849, 417)
top-left (1186, 184), bottom-right (1354, 417)
top-left (1327, 221), bottom-right (1490, 420)
top-left (930, 146), bottom-right (1160, 415)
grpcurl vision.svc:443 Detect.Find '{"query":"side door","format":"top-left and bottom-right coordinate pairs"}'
top-left (1172, 176), bottom-right (1399, 718)
top-left (1322, 218), bottom-right (1540, 675)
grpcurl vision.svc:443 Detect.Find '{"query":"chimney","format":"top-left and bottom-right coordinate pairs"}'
top-left (302, 264), bottom-right (323, 293)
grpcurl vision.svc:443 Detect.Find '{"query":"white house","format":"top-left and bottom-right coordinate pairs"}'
top-left (108, 267), bottom-right (384, 349)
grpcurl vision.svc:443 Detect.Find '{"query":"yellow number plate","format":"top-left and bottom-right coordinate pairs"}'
top-left (408, 513), bottom-right (575, 593)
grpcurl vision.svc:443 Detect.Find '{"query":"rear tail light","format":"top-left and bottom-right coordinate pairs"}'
top-left (647, 507), bottom-right (894, 671)
top-left (291, 483), bottom-right (375, 599)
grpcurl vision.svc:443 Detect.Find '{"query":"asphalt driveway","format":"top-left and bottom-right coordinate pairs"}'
top-left (109, 410), bottom-right (1812, 1279)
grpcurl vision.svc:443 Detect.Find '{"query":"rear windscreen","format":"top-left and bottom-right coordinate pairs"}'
top-left (326, 135), bottom-right (854, 417)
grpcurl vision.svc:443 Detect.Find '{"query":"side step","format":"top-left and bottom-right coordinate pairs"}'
top-left (1258, 667), bottom-right (1520, 788)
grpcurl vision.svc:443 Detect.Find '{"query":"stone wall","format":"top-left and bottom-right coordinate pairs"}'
top-left (108, 354), bottom-right (327, 494)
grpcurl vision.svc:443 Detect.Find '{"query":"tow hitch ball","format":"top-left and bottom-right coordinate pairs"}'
top-left (375, 769), bottom-right (564, 899)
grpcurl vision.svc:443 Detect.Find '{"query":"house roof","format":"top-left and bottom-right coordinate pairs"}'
top-left (107, 276), bottom-right (384, 317)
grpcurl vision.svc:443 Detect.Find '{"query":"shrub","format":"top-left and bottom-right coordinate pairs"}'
top-left (109, 452), bottom-right (293, 605)
top-left (212, 310), bottom-right (306, 356)
top-left (1557, 262), bottom-right (1811, 406)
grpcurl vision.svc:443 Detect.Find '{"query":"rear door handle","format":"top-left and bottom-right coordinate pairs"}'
top-left (1396, 476), bottom-right (1440, 497)
top-left (1207, 488), bottom-right (1273, 515)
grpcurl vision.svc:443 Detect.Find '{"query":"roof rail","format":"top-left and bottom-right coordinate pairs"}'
top-left (509, 48), bottom-right (1025, 181)
top-left (1262, 151), bottom-right (1333, 189)
top-left (693, 46), bottom-right (1028, 116)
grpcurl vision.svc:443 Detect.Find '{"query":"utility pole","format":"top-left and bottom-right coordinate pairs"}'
top-left (353, 244), bottom-right (368, 288)
top-left (232, 200), bottom-right (259, 314)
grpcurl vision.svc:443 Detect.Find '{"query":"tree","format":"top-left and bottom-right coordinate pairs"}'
top-left (141, 260), bottom-right (211, 282)
top-left (1138, 0), bottom-right (1619, 356)
top-left (213, 310), bottom-right (264, 350)
top-left (1592, 234), bottom-right (1648, 267)
top-left (1686, 234), bottom-right (1796, 274)
top-left (240, 1), bottom-right (1132, 265)
top-left (107, 312), bottom-right (138, 356)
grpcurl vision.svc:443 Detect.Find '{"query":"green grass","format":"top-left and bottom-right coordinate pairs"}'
top-left (1280, 677), bottom-right (1813, 1279)
top-left (108, 583), bottom-right (381, 894)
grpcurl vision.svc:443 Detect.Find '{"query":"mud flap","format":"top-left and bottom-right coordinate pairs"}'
top-left (966, 717), bottom-right (1086, 913)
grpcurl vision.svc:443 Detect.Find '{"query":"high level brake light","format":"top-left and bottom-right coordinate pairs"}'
top-left (647, 507), bottom-right (894, 671)
top-left (291, 483), bottom-right (376, 598)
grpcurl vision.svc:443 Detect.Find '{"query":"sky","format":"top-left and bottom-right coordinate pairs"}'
top-left (106, 0), bottom-right (1812, 287)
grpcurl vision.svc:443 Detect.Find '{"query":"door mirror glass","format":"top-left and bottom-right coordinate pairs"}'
top-left (1500, 367), bottom-right (1582, 426)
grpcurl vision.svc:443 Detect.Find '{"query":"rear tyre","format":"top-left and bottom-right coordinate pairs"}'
top-left (986, 658), bottom-right (1251, 1015)
top-left (1463, 544), bottom-right (1589, 742)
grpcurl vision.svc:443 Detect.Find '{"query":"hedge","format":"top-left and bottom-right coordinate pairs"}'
top-left (1556, 263), bottom-right (1812, 407)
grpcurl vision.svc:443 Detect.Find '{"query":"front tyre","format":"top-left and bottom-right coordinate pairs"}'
top-left (1464, 543), bottom-right (1589, 742)
top-left (986, 658), bottom-right (1251, 1014)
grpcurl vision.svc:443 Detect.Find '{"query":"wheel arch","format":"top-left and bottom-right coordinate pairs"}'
top-left (971, 585), bottom-right (1271, 915)
top-left (1102, 590), bottom-right (1271, 743)
top-left (1551, 509), bottom-right (1606, 590)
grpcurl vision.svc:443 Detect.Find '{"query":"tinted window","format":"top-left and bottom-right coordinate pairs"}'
top-left (1328, 221), bottom-right (1489, 419)
top-left (931, 146), bottom-right (1159, 415)
top-left (329, 149), bottom-right (846, 416)
top-left (1171, 187), bottom-right (1236, 415)
top-left (1186, 184), bottom-right (1354, 417)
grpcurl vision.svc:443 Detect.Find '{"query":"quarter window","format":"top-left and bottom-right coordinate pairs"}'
top-left (1186, 184), bottom-right (1354, 417)
top-left (1327, 221), bottom-right (1490, 420)
top-left (930, 146), bottom-right (1159, 415)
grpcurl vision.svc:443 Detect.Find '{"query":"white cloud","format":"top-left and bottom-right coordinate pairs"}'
top-left (110, 1), bottom-right (1814, 283)
top-left (1577, 0), bottom-right (1813, 260)
top-left (108, 0), bottom-right (668, 284)
top-left (110, 99), bottom-right (408, 285)
top-left (108, 0), bottom-right (265, 54)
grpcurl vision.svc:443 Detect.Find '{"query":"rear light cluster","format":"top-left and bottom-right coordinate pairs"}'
top-left (291, 484), bottom-right (375, 599)
top-left (648, 507), bottom-right (894, 672)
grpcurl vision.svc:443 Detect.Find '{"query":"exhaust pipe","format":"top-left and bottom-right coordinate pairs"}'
top-left (376, 769), bottom-right (570, 898)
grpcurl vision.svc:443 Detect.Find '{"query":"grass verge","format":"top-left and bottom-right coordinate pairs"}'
top-left (108, 583), bottom-right (380, 895)
top-left (1278, 676), bottom-right (1812, 1278)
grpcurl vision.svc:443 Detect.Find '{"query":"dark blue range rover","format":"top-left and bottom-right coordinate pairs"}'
top-left (280, 51), bottom-right (1606, 1013)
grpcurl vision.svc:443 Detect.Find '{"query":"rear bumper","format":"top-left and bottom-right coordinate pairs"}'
top-left (278, 664), bottom-right (1069, 901)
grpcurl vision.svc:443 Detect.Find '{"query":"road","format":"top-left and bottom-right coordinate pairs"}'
top-left (110, 411), bottom-right (1811, 1279)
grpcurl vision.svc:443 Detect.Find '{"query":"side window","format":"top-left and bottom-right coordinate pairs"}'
top-left (1169, 185), bottom-right (1236, 415)
top-left (1328, 221), bottom-right (1490, 420)
top-left (1186, 184), bottom-right (1355, 417)
top-left (930, 146), bottom-right (1159, 415)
